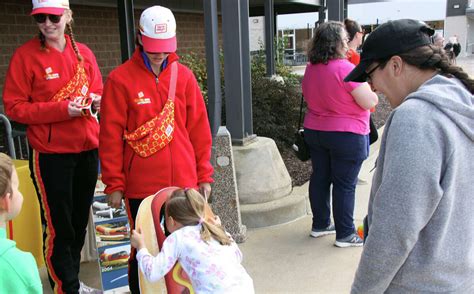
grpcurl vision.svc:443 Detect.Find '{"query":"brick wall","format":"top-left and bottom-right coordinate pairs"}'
top-left (0, 0), bottom-right (213, 112)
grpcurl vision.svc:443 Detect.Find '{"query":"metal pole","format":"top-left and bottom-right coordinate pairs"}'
top-left (240, 0), bottom-right (254, 139)
top-left (264, 0), bottom-right (275, 77)
top-left (318, 0), bottom-right (326, 26)
top-left (117, 0), bottom-right (135, 63)
top-left (203, 0), bottom-right (222, 138)
top-left (222, 0), bottom-right (245, 143)
top-left (328, 0), bottom-right (344, 21)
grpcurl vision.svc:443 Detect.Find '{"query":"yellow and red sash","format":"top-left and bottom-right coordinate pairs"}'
top-left (124, 62), bottom-right (178, 158)
top-left (51, 62), bottom-right (89, 102)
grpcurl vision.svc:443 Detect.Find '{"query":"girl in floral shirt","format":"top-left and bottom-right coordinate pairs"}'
top-left (131, 188), bottom-right (254, 293)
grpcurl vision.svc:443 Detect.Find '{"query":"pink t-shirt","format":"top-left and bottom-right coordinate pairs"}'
top-left (302, 59), bottom-right (370, 135)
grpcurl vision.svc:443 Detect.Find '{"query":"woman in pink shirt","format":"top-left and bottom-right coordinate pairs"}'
top-left (302, 21), bottom-right (377, 247)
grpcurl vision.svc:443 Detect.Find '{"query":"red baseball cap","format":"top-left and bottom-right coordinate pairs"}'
top-left (31, 0), bottom-right (69, 15)
top-left (139, 6), bottom-right (177, 53)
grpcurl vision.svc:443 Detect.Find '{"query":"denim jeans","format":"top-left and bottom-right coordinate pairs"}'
top-left (304, 129), bottom-right (368, 239)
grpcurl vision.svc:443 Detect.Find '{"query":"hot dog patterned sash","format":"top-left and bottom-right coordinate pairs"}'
top-left (50, 62), bottom-right (99, 118)
top-left (51, 62), bottom-right (90, 102)
top-left (123, 62), bottom-right (178, 158)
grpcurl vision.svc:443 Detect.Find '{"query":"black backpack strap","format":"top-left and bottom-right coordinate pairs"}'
top-left (297, 94), bottom-right (305, 130)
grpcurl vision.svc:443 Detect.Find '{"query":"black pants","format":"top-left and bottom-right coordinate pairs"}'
top-left (125, 198), bottom-right (143, 294)
top-left (29, 148), bottom-right (98, 294)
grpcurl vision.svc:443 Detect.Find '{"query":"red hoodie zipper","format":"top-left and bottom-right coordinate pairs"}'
top-left (154, 64), bottom-right (174, 187)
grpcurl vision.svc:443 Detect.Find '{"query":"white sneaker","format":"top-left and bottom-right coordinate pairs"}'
top-left (357, 177), bottom-right (368, 185)
top-left (79, 281), bottom-right (103, 294)
top-left (310, 224), bottom-right (336, 238)
top-left (334, 233), bottom-right (363, 248)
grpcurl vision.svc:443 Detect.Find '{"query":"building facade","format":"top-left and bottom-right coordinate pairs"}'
top-left (445, 0), bottom-right (473, 56)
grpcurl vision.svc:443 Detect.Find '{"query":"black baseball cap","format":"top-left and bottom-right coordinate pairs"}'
top-left (344, 19), bottom-right (435, 82)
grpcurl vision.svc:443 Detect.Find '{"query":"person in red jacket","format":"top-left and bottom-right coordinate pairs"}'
top-left (99, 5), bottom-right (213, 292)
top-left (344, 18), bottom-right (363, 65)
top-left (2, 0), bottom-right (103, 293)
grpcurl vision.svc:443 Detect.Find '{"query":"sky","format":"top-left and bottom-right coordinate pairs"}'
top-left (277, 0), bottom-right (447, 29)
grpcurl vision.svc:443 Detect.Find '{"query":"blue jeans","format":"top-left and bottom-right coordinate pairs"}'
top-left (304, 129), bottom-right (368, 239)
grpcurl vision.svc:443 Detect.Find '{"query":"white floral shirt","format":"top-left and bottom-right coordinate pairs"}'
top-left (136, 225), bottom-right (254, 294)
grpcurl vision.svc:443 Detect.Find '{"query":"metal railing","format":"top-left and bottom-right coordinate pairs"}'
top-left (0, 114), bottom-right (29, 160)
top-left (283, 52), bottom-right (308, 66)
top-left (0, 114), bottom-right (16, 159)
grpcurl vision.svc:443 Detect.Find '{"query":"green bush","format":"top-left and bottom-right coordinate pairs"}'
top-left (251, 48), bottom-right (301, 146)
top-left (180, 47), bottom-right (302, 147)
top-left (180, 52), bottom-right (209, 104)
top-left (252, 76), bottom-right (301, 146)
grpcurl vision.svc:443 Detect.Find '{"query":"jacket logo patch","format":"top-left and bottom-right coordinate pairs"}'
top-left (44, 67), bottom-right (60, 80)
top-left (134, 91), bottom-right (151, 105)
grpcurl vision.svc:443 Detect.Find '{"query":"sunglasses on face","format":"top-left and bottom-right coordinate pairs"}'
top-left (33, 14), bottom-right (63, 24)
top-left (365, 63), bottom-right (382, 84)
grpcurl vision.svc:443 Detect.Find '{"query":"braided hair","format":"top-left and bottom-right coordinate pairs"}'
top-left (398, 45), bottom-right (473, 93)
top-left (375, 44), bottom-right (473, 94)
top-left (66, 22), bottom-right (83, 62)
top-left (38, 31), bottom-right (48, 52)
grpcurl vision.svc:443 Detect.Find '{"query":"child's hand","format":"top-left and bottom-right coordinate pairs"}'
top-left (131, 228), bottom-right (145, 250)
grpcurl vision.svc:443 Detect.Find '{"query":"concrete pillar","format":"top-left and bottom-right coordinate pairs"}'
top-left (211, 127), bottom-right (247, 242)
top-left (233, 137), bottom-right (307, 228)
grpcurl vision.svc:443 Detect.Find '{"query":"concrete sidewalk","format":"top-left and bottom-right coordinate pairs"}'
top-left (238, 128), bottom-right (382, 294)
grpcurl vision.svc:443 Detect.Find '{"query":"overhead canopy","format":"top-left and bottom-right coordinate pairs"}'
top-left (249, 0), bottom-right (322, 16)
top-left (70, 0), bottom-right (322, 15)
top-left (348, 0), bottom-right (391, 4)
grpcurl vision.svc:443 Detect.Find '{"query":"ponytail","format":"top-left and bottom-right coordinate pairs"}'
top-left (167, 188), bottom-right (232, 246)
top-left (396, 45), bottom-right (474, 94)
top-left (200, 218), bottom-right (232, 246)
top-left (344, 18), bottom-right (362, 42)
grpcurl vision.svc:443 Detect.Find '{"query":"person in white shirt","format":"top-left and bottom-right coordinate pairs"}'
top-left (131, 188), bottom-right (254, 294)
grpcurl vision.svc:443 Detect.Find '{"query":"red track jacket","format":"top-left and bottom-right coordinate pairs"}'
top-left (2, 35), bottom-right (102, 154)
top-left (99, 50), bottom-right (213, 199)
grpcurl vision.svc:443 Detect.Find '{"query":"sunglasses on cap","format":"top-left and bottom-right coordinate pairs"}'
top-left (33, 14), bottom-right (63, 24)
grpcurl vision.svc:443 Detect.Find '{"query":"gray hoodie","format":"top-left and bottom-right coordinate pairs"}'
top-left (351, 74), bottom-right (474, 293)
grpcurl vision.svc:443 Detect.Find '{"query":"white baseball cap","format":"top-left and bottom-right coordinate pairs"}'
top-left (139, 6), bottom-right (177, 53)
top-left (31, 0), bottom-right (69, 15)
